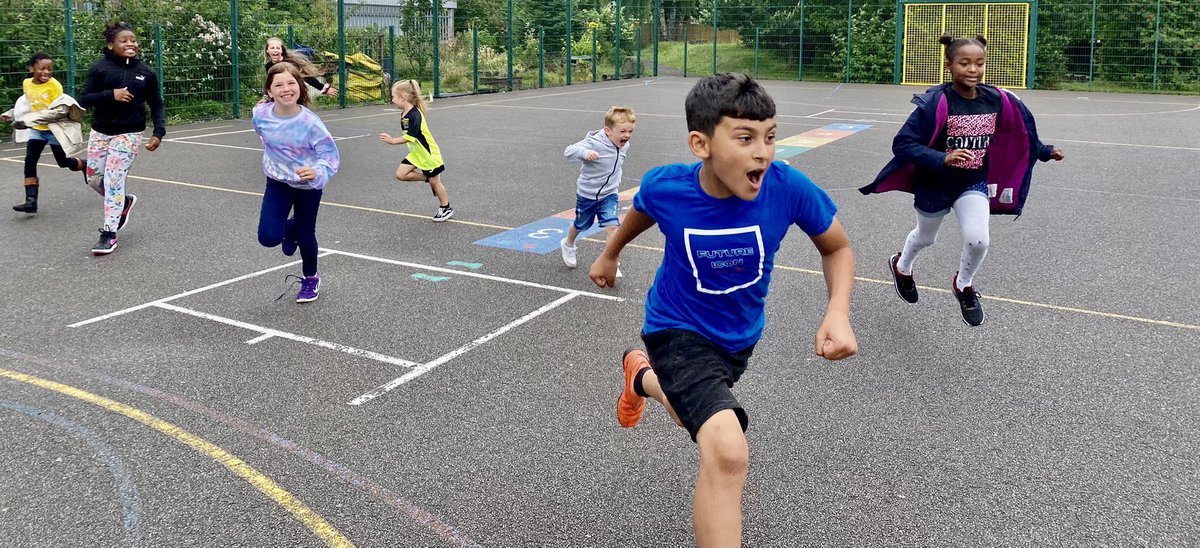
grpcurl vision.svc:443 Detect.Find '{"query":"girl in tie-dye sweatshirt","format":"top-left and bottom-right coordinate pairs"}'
top-left (252, 61), bottom-right (340, 303)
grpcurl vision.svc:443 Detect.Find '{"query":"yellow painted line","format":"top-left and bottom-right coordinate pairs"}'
top-left (0, 369), bottom-right (355, 548)
top-left (10, 158), bottom-right (1194, 332)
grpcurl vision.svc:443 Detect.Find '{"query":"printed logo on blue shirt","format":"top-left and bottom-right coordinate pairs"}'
top-left (683, 226), bottom-right (764, 294)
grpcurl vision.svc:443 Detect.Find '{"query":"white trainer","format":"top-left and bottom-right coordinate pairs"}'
top-left (560, 237), bottom-right (577, 268)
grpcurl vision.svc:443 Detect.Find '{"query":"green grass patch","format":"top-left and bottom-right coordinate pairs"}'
top-left (645, 41), bottom-right (798, 78)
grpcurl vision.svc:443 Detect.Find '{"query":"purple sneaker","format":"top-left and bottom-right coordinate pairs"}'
top-left (296, 275), bottom-right (320, 303)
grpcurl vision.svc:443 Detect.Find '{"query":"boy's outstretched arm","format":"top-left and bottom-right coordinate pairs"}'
top-left (810, 217), bottom-right (858, 360)
top-left (589, 208), bottom-right (656, 288)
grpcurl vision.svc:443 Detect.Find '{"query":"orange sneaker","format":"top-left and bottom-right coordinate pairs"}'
top-left (618, 348), bottom-right (649, 427)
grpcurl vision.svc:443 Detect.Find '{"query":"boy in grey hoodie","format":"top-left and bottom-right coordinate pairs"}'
top-left (561, 106), bottom-right (637, 272)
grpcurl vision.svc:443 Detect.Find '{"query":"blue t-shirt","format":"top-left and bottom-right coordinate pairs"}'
top-left (634, 160), bottom-right (838, 352)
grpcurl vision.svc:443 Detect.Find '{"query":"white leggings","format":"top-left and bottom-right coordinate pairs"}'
top-left (896, 192), bottom-right (990, 289)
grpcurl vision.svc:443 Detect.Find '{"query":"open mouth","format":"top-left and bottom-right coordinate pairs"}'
top-left (747, 169), bottom-right (765, 189)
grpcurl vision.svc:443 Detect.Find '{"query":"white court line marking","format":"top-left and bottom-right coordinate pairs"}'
top-left (246, 333), bottom-right (274, 345)
top-left (156, 303), bottom-right (420, 368)
top-left (68, 254), bottom-right (332, 328)
top-left (321, 248), bottom-right (624, 301)
top-left (826, 110), bottom-right (908, 117)
top-left (350, 292), bottom-right (581, 405)
top-left (162, 140), bottom-right (262, 152)
top-left (807, 108), bottom-right (835, 117)
top-left (169, 128), bottom-right (256, 140)
top-left (1042, 185), bottom-right (1200, 202)
top-left (168, 125), bottom-right (233, 135)
top-left (1053, 138), bottom-right (1200, 151)
top-left (164, 133), bottom-right (365, 152)
top-left (1040, 104), bottom-right (1200, 117)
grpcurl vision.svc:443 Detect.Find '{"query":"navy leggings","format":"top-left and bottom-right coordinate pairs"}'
top-left (258, 178), bottom-right (322, 276)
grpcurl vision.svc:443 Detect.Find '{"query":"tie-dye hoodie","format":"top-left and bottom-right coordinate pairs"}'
top-left (252, 102), bottom-right (340, 190)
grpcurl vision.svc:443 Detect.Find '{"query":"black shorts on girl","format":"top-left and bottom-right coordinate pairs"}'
top-left (913, 179), bottom-right (988, 215)
top-left (642, 328), bottom-right (755, 442)
top-left (401, 158), bottom-right (445, 179)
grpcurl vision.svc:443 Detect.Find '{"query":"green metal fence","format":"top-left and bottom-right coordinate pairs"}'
top-left (1, 0), bottom-right (1196, 132)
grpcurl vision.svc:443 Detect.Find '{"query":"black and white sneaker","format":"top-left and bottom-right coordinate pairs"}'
top-left (952, 273), bottom-right (985, 327)
top-left (432, 205), bottom-right (454, 222)
top-left (92, 230), bottom-right (118, 255)
top-left (889, 253), bottom-right (918, 303)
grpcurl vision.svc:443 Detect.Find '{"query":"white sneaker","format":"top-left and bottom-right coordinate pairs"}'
top-left (560, 237), bottom-right (577, 268)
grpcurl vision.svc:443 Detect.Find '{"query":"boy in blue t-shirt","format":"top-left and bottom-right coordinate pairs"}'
top-left (589, 73), bottom-right (857, 547)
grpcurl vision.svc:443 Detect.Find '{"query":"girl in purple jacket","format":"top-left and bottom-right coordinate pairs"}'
top-left (860, 34), bottom-right (1064, 327)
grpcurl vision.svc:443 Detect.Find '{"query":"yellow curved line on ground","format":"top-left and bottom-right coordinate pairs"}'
top-left (13, 159), bottom-right (1193, 333)
top-left (0, 369), bottom-right (355, 548)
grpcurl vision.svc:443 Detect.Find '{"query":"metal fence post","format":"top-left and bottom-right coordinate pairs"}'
top-left (684, 24), bottom-right (688, 77)
top-left (155, 24), bottom-right (165, 110)
top-left (566, 0), bottom-right (573, 86)
top-left (473, 24), bottom-right (479, 93)
top-left (507, 0), bottom-right (514, 91)
top-left (337, 0), bottom-right (346, 107)
top-left (64, 0), bottom-right (75, 95)
top-left (592, 28), bottom-right (597, 82)
top-left (614, 0), bottom-right (622, 81)
top-left (432, 0), bottom-right (441, 97)
top-left (287, 25), bottom-right (294, 50)
top-left (754, 27), bottom-right (760, 79)
top-left (652, 0), bottom-right (659, 77)
top-left (389, 25), bottom-right (396, 89)
top-left (893, 0), bottom-right (903, 84)
top-left (1087, 0), bottom-right (1095, 91)
top-left (845, 0), bottom-right (852, 83)
top-left (538, 27), bottom-right (544, 88)
top-left (1152, 0), bottom-right (1161, 92)
top-left (798, 0), bottom-right (805, 81)
top-left (231, 0), bottom-right (241, 117)
top-left (712, 0), bottom-right (717, 74)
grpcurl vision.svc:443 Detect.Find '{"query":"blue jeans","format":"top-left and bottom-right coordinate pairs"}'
top-left (572, 193), bottom-right (620, 231)
top-left (258, 178), bottom-right (323, 276)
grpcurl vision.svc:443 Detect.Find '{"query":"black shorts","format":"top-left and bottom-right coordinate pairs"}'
top-left (642, 328), bottom-right (755, 442)
top-left (401, 158), bottom-right (445, 179)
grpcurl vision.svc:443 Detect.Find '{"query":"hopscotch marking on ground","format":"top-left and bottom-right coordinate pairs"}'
top-left (349, 291), bottom-right (583, 406)
top-left (155, 302), bottom-right (421, 367)
top-left (68, 248), bottom-right (623, 400)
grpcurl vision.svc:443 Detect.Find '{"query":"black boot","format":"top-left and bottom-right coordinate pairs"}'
top-left (13, 178), bottom-right (37, 213)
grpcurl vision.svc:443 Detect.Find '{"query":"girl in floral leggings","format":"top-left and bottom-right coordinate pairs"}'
top-left (78, 21), bottom-right (166, 255)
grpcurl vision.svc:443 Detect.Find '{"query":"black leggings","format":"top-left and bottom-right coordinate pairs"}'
top-left (24, 138), bottom-right (77, 178)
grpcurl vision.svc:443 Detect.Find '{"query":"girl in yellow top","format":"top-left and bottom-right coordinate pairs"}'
top-left (1, 53), bottom-right (85, 213)
top-left (379, 80), bottom-right (453, 222)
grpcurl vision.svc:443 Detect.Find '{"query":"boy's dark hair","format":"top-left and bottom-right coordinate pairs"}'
top-left (940, 33), bottom-right (987, 61)
top-left (103, 21), bottom-right (134, 44)
top-left (684, 73), bottom-right (776, 136)
top-left (27, 52), bottom-right (51, 67)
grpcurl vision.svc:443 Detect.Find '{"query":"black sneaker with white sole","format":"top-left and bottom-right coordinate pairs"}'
top-left (92, 230), bottom-right (118, 255)
top-left (952, 273), bottom-right (985, 327)
top-left (888, 253), bottom-right (918, 303)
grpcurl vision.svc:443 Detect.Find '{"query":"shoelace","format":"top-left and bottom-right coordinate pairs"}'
top-left (275, 274), bottom-right (304, 302)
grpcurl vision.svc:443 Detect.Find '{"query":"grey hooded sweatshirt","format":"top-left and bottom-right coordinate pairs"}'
top-left (564, 128), bottom-right (629, 201)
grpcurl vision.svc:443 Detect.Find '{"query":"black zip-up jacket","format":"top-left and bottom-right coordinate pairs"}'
top-left (79, 49), bottom-right (166, 138)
